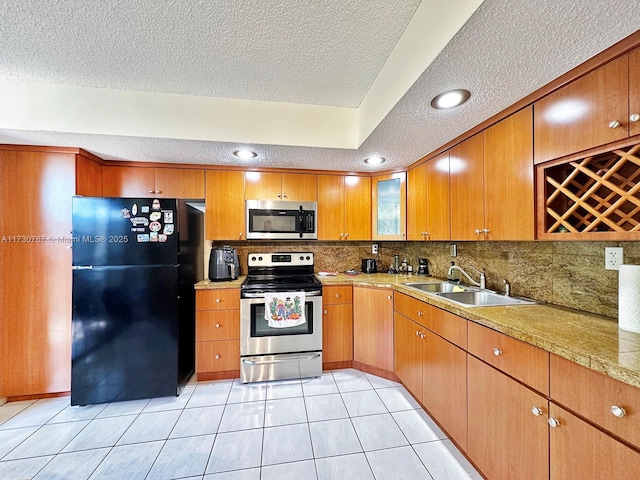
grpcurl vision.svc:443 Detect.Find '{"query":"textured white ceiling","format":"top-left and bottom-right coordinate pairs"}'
top-left (0, 0), bottom-right (639, 172)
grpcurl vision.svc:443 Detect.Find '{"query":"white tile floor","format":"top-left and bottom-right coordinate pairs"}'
top-left (0, 369), bottom-right (483, 480)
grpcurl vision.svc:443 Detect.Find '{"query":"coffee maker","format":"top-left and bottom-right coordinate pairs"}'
top-left (209, 245), bottom-right (240, 281)
top-left (417, 258), bottom-right (430, 275)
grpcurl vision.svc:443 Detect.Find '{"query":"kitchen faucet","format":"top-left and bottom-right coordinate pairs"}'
top-left (448, 264), bottom-right (486, 289)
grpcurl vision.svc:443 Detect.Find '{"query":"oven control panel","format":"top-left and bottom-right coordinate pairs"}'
top-left (247, 252), bottom-right (314, 267)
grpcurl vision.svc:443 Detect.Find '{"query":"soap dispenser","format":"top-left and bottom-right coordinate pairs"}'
top-left (448, 261), bottom-right (459, 283)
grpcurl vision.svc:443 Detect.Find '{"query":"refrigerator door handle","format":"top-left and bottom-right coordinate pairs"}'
top-left (72, 265), bottom-right (93, 270)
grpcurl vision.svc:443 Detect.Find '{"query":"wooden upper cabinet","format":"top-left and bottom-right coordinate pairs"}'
top-left (245, 171), bottom-right (317, 201)
top-left (318, 175), bottom-right (370, 240)
top-left (154, 168), bottom-right (205, 198)
top-left (76, 155), bottom-right (103, 196)
top-left (102, 166), bottom-right (155, 197)
top-left (483, 107), bottom-right (535, 240)
top-left (630, 47), bottom-right (640, 137)
top-left (407, 164), bottom-right (427, 240)
top-left (318, 175), bottom-right (344, 240)
top-left (534, 55), bottom-right (629, 164)
top-left (372, 172), bottom-right (406, 241)
top-left (205, 170), bottom-right (245, 240)
top-left (102, 165), bottom-right (204, 198)
top-left (425, 152), bottom-right (451, 240)
top-left (449, 134), bottom-right (484, 240)
top-left (344, 176), bottom-right (371, 240)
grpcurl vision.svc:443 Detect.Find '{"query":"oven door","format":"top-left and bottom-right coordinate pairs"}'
top-left (240, 294), bottom-right (322, 356)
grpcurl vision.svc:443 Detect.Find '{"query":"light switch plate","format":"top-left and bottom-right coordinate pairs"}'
top-left (605, 247), bottom-right (623, 270)
top-left (450, 243), bottom-right (457, 257)
top-left (372, 244), bottom-right (378, 254)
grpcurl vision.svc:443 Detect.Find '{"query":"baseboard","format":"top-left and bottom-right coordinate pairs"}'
top-left (197, 370), bottom-right (239, 381)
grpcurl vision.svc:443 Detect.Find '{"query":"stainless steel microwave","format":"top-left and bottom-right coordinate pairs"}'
top-left (246, 200), bottom-right (317, 240)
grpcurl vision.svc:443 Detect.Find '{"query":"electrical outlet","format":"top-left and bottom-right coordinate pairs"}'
top-left (450, 243), bottom-right (457, 257)
top-left (372, 244), bottom-right (378, 254)
top-left (605, 247), bottom-right (624, 270)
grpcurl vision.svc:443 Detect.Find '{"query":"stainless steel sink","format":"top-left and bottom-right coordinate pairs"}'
top-left (403, 282), bottom-right (473, 293)
top-left (436, 291), bottom-right (537, 307)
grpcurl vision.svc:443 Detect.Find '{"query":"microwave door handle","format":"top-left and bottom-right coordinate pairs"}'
top-left (299, 206), bottom-right (304, 238)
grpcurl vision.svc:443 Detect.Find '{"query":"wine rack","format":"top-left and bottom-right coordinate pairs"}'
top-left (538, 143), bottom-right (640, 239)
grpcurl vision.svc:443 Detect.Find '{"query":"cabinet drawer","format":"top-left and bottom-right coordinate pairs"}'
top-left (428, 305), bottom-right (467, 349)
top-left (468, 322), bottom-right (549, 395)
top-left (394, 293), bottom-right (427, 325)
top-left (550, 354), bottom-right (640, 448)
top-left (196, 340), bottom-right (239, 372)
top-left (323, 285), bottom-right (352, 305)
top-left (196, 289), bottom-right (240, 310)
top-left (196, 310), bottom-right (240, 341)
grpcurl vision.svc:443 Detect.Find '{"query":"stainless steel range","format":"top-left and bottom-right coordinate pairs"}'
top-left (240, 252), bottom-right (323, 383)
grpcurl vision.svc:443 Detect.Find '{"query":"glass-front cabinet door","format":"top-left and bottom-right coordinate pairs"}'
top-left (372, 172), bottom-right (406, 240)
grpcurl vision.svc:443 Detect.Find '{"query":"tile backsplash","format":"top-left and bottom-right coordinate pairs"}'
top-left (211, 240), bottom-right (640, 319)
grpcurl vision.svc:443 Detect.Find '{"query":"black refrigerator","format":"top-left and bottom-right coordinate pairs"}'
top-left (71, 196), bottom-right (203, 406)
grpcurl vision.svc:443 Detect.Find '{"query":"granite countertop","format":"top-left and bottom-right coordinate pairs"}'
top-left (195, 273), bottom-right (640, 389)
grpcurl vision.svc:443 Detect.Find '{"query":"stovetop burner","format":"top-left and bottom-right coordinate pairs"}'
top-left (241, 252), bottom-right (322, 296)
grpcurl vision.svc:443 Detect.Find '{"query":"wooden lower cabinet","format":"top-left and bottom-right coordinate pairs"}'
top-left (549, 403), bottom-right (640, 480)
top-left (468, 355), bottom-right (549, 480)
top-left (195, 289), bottom-right (240, 380)
top-left (393, 312), bottom-right (424, 400)
top-left (353, 286), bottom-right (393, 372)
top-left (322, 286), bottom-right (353, 365)
top-left (422, 329), bottom-right (467, 450)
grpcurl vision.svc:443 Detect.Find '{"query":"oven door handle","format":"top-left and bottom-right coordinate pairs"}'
top-left (242, 352), bottom-right (321, 366)
top-left (241, 290), bottom-right (322, 299)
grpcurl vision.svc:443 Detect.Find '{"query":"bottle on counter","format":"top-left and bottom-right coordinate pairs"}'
top-left (448, 261), bottom-right (459, 282)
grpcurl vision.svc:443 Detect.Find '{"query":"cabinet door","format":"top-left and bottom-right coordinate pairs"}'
top-left (630, 48), bottom-right (640, 137)
top-left (344, 176), bottom-right (371, 240)
top-left (76, 155), bottom-right (103, 196)
top-left (1, 150), bottom-right (75, 396)
top-left (422, 331), bottom-right (467, 450)
top-left (468, 355), bottom-right (549, 480)
top-left (322, 304), bottom-right (353, 363)
top-left (449, 134), bottom-right (484, 240)
top-left (483, 107), bottom-right (535, 240)
top-left (281, 173), bottom-right (317, 201)
top-left (372, 173), bottom-right (406, 241)
top-left (205, 171), bottom-right (245, 240)
top-left (407, 164), bottom-right (427, 240)
top-left (425, 152), bottom-right (451, 240)
top-left (155, 168), bottom-right (205, 199)
top-left (353, 287), bottom-right (394, 371)
top-left (393, 312), bottom-right (423, 401)
top-left (549, 403), bottom-right (640, 480)
top-left (318, 175), bottom-right (345, 240)
top-left (534, 55), bottom-right (629, 164)
top-left (102, 165), bottom-right (155, 197)
top-left (244, 171), bottom-right (281, 200)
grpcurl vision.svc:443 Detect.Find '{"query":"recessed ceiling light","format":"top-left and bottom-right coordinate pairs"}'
top-left (364, 156), bottom-right (386, 165)
top-left (431, 89), bottom-right (471, 109)
top-left (233, 149), bottom-right (257, 159)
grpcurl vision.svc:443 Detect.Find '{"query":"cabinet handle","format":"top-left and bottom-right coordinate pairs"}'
top-left (282, 193), bottom-right (287, 199)
top-left (609, 120), bottom-right (622, 129)
top-left (215, 354), bottom-right (221, 360)
top-left (475, 229), bottom-right (482, 235)
top-left (611, 405), bottom-right (627, 418)
top-left (493, 348), bottom-right (503, 356)
top-left (482, 228), bottom-right (490, 235)
top-left (335, 294), bottom-right (340, 298)
top-left (277, 194), bottom-right (282, 198)
top-left (215, 298), bottom-right (221, 303)
top-left (323, 309), bottom-right (328, 314)
top-left (548, 417), bottom-right (560, 428)
top-left (215, 323), bottom-right (220, 328)
top-left (630, 113), bottom-right (640, 122)
top-left (415, 330), bottom-right (420, 336)
top-left (239, 233), bottom-right (243, 239)
top-left (531, 406), bottom-right (544, 417)
top-left (417, 311), bottom-right (423, 316)
top-left (387, 295), bottom-right (392, 300)
top-left (148, 190), bottom-right (155, 193)
top-left (344, 233), bottom-right (349, 239)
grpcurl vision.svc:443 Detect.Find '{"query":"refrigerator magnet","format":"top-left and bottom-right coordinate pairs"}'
top-left (149, 221), bottom-right (162, 232)
top-left (163, 211), bottom-right (174, 223)
top-left (163, 224), bottom-right (174, 235)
